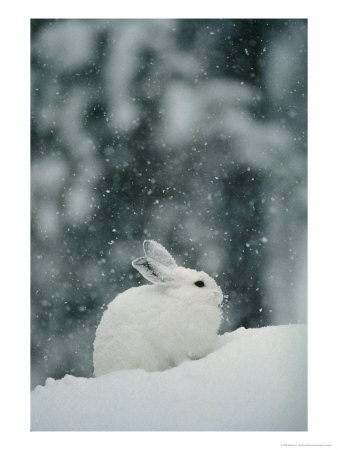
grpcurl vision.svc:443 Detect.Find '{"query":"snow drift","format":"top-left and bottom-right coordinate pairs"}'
top-left (31, 324), bottom-right (307, 431)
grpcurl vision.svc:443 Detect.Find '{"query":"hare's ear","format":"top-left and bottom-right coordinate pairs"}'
top-left (143, 240), bottom-right (177, 269)
top-left (132, 257), bottom-right (174, 284)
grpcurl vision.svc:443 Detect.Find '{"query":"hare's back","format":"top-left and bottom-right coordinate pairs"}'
top-left (95, 285), bottom-right (163, 337)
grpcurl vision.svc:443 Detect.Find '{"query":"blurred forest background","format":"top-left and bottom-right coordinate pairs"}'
top-left (31, 18), bottom-right (307, 388)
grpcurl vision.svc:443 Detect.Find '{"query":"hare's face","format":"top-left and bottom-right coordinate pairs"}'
top-left (165, 267), bottom-right (223, 307)
top-left (132, 240), bottom-right (224, 307)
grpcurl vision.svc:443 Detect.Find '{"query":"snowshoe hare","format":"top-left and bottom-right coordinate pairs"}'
top-left (93, 240), bottom-right (223, 376)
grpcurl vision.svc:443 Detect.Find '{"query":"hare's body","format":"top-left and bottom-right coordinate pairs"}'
top-left (93, 241), bottom-right (223, 376)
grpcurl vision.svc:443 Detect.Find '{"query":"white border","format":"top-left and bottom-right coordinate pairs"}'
top-left (1, 1), bottom-right (338, 449)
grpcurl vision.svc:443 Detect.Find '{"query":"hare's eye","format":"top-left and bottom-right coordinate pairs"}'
top-left (194, 280), bottom-right (205, 288)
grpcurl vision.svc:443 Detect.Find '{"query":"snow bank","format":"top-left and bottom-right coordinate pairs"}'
top-left (31, 324), bottom-right (307, 431)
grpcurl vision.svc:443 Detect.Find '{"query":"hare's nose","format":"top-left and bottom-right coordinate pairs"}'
top-left (212, 288), bottom-right (223, 297)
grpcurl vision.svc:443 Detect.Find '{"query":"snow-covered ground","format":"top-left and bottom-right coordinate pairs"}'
top-left (31, 324), bottom-right (307, 431)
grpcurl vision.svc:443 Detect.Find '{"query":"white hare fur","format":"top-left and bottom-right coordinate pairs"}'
top-left (93, 240), bottom-right (223, 376)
